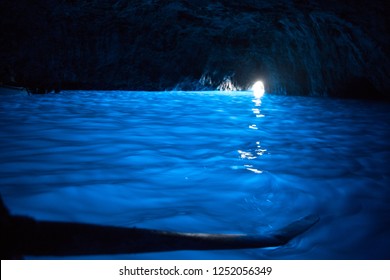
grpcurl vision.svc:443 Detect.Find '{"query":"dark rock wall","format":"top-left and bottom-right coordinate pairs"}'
top-left (0, 0), bottom-right (388, 98)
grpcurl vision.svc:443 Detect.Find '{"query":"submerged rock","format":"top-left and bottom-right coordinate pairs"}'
top-left (0, 0), bottom-right (388, 98)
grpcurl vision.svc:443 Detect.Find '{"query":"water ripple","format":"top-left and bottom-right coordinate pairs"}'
top-left (1, 90), bottom-right (389, 259)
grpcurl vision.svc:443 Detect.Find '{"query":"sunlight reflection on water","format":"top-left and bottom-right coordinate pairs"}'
top-left (0, 89), bottom-right (389, 259)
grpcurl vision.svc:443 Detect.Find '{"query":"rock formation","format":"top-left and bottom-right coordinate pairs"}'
top-left (0, 0), bottom-right (388, 98)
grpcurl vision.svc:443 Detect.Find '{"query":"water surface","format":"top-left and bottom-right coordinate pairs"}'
top-left (0, 89), bottom-right (389, 259)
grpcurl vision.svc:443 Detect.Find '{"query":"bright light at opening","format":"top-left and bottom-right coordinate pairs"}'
top-left (252, 81), bottom-right (265, 98)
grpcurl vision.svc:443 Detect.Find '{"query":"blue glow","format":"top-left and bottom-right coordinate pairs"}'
top-left (0, 89), bottom-right (389, 259)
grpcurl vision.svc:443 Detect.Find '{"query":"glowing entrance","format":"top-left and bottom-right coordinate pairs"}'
top-left (252, 81), bottom-right (265, 98)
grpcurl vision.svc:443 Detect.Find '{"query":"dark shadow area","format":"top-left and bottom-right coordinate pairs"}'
top-left (330, 76), bottom-right (388, 100)
top-left (1, 196), bottom-right (319, 259)
top-left (0, 0), bottom-right (388, 98)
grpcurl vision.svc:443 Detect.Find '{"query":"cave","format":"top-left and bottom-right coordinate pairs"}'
top-left (0, 0), bottom-right (388, 98)
top-left (0, 0), bottom-right (389, 262)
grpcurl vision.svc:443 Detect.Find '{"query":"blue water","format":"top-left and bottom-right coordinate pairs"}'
top-left (0, 89), bottom-right (389, 259)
